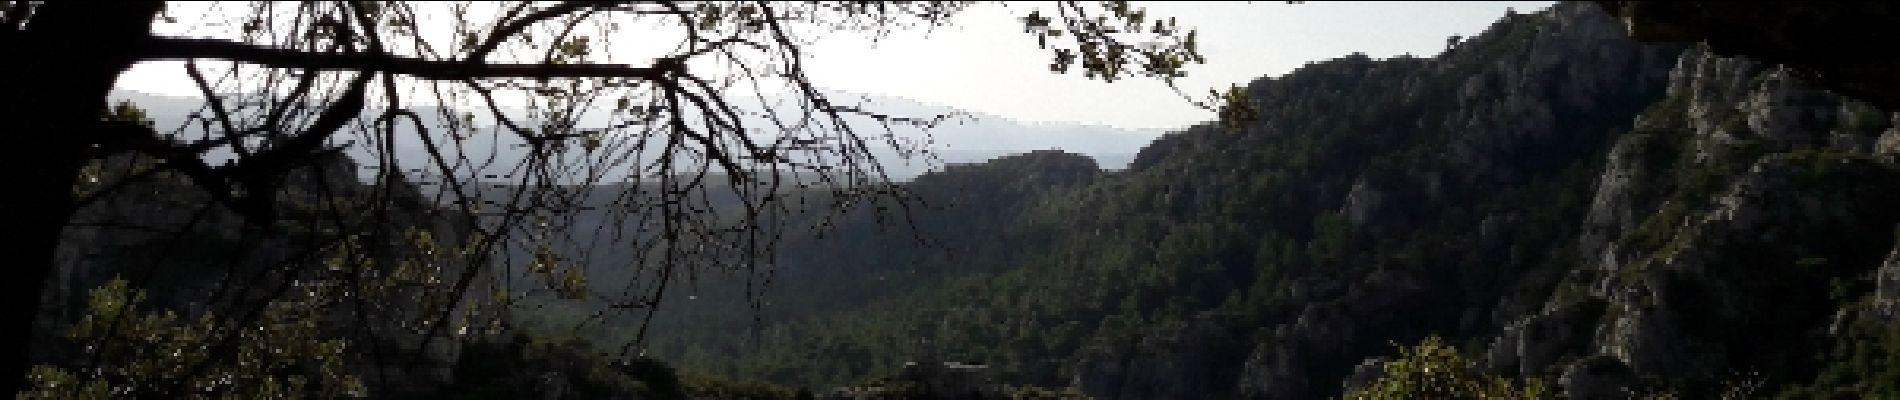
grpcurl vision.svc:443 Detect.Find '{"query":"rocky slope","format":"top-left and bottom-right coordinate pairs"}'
top-left (1480, 43), bottom-right (1900, 398)
top-left (1079, 3), bottom-right (1688, 398)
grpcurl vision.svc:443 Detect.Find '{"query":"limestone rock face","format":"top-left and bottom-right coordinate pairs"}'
top-left (1485, 299), bottom-right (1604, 379)
top-left (1878, 119), bottom-right (1900, 156)
top-left (1577, 135), bottom-right (1658, 263)
top-left (1874, 243), bottom-right (1900, 319)
top-left (1481, 38), bottom-right (1900, 394)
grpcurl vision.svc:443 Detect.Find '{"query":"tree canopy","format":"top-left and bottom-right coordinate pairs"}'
top-left (0, 0), bottom-right (1239, 396)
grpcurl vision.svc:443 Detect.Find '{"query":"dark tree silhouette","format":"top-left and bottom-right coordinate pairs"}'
top-left (0, 0), bottom-right (1228, 395)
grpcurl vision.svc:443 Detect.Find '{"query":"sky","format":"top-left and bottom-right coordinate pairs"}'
top-left (115, 1), bottom-right (1555, 131)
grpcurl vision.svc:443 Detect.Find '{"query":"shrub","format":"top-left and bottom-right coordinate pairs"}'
top-left (1344, 335), bottom-right (1548, 399)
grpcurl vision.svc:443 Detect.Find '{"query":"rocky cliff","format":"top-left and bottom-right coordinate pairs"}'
top-left (1484, 42), bottom-right (1900, 398)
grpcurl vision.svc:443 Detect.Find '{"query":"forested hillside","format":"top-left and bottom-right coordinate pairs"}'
top-left (535, 2), bottom-right (1900, 398)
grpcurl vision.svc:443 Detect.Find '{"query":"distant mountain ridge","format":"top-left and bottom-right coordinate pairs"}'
top-left (105, 88), bottom-right (1167, 182)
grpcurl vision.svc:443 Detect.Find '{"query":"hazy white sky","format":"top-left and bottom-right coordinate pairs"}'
top-left (116, 1), bottom-right (1554, 130)
top-left (795, 1), bottom-right (1555, 129)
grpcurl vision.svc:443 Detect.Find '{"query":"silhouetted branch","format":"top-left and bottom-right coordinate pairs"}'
top-left (139, 36), bottom-right (676, 81)
top-left (466, 1), bottom-right (627, 62)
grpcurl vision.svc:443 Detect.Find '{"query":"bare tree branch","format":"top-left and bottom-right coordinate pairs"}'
top-left (139, 36), bottom-right (676, 81)
top-left (464, 1), bottom-right (624, 63)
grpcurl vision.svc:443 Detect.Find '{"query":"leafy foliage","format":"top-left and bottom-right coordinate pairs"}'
top-left (20, 278), bottom-right (364, 399)
top-left (1793, 317), bottom-right (1900, 398)
top-left (1343, 336), bottom-right (1548, 400)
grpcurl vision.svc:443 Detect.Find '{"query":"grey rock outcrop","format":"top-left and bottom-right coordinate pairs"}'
top-left (1874, 242), bottom-right (1900, 319)
top-left (1485, 40), bottom-right (1900, 395)
top-left (1485, 299), bottom-right (1604, 379)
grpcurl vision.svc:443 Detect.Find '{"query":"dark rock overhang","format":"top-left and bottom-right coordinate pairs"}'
top-left (1597, 1), bottom-right (1900, 111)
